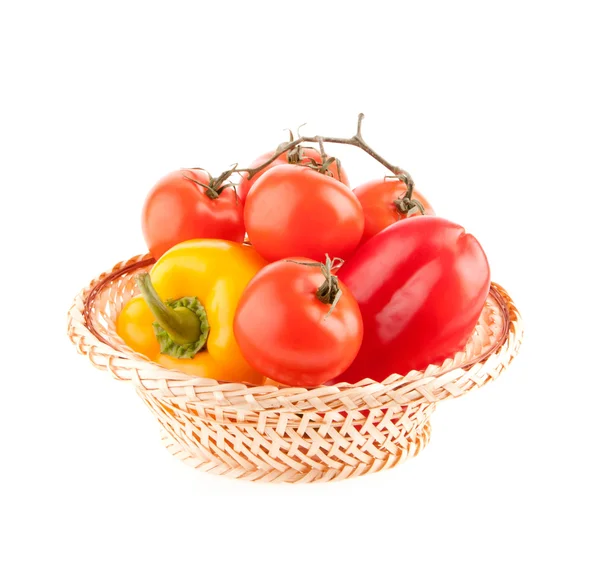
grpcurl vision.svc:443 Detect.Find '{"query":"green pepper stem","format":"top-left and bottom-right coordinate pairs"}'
top-left (136, 273), bottom-right (201, 346)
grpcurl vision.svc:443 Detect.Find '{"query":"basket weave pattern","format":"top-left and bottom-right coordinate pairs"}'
top-left (67, 254), bottom-right (523, 483)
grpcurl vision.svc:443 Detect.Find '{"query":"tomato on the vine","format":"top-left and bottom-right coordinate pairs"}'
top-left (244, 164), bottom-right (364, 262)
top-left (234, 257), bottom-right (363, 387)
top-left (142, 169), bottom-right (244, 260)
top-left (238, 146), bottom-right (350, 204)
top-left (353, 177), bottom-right (434, 243)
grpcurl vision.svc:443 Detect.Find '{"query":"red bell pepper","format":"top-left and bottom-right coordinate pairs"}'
top-left (335, 216), bottom-right (491, 383)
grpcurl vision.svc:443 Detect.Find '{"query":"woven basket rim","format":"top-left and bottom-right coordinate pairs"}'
top-left (70, 253), bottom-right (518, 401)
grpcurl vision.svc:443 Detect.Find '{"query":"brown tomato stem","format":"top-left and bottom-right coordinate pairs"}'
top-left (235, 113), bottom-right (417, 200)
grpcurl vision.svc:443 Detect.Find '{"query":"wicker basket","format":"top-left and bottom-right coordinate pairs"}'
top-left (67, 253), bottom-right (523, 483)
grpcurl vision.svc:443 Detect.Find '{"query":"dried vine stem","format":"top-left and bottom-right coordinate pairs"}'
top-left (236, 113), bottom-right (417, 202)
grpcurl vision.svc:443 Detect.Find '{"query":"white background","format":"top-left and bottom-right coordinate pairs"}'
top-left (1, 1), bottom-right (599, 560)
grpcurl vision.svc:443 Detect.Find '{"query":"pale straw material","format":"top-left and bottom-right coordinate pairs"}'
top-left (67, 254), bottom-right (523, 483)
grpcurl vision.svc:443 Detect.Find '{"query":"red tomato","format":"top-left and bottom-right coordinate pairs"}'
top-left (335, 216), bottom-right (490, 383)
top-left (237, 146), bottom-right (350, 204)
top-left (234, 258), bottom-right (363, 386)
top-left (142, 169), bottom-right (244, 260)
top-left (354, 178), bottom-right (434, 244)
top-left (244, 165), bottom-right (364, 262)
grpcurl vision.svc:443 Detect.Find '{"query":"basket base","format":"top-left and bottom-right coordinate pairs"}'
top-left (159, 422), bottom-right (432, 483)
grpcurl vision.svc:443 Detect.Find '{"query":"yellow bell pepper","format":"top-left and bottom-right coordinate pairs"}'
top-left (116, 239), bottom-right (266, 384)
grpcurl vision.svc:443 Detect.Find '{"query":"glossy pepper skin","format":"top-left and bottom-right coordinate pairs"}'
top-left (116, 239), bottom-right (267, 384)
top-left (334, 216), bottom-right (491, 383)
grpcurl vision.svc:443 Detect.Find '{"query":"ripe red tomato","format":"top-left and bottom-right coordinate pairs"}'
top-left (234, 258), bottom-right (363, 386)
top-left (244, 165), bottom-right (364, 262)
top-left (354, 177), bottom-right (434, 243)
top-left (237, 146), bottom-right (350, 204)
top-left (335, 216), bottom-right (490, 384)
top-left (142, 169), bottom-right (244, 260)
